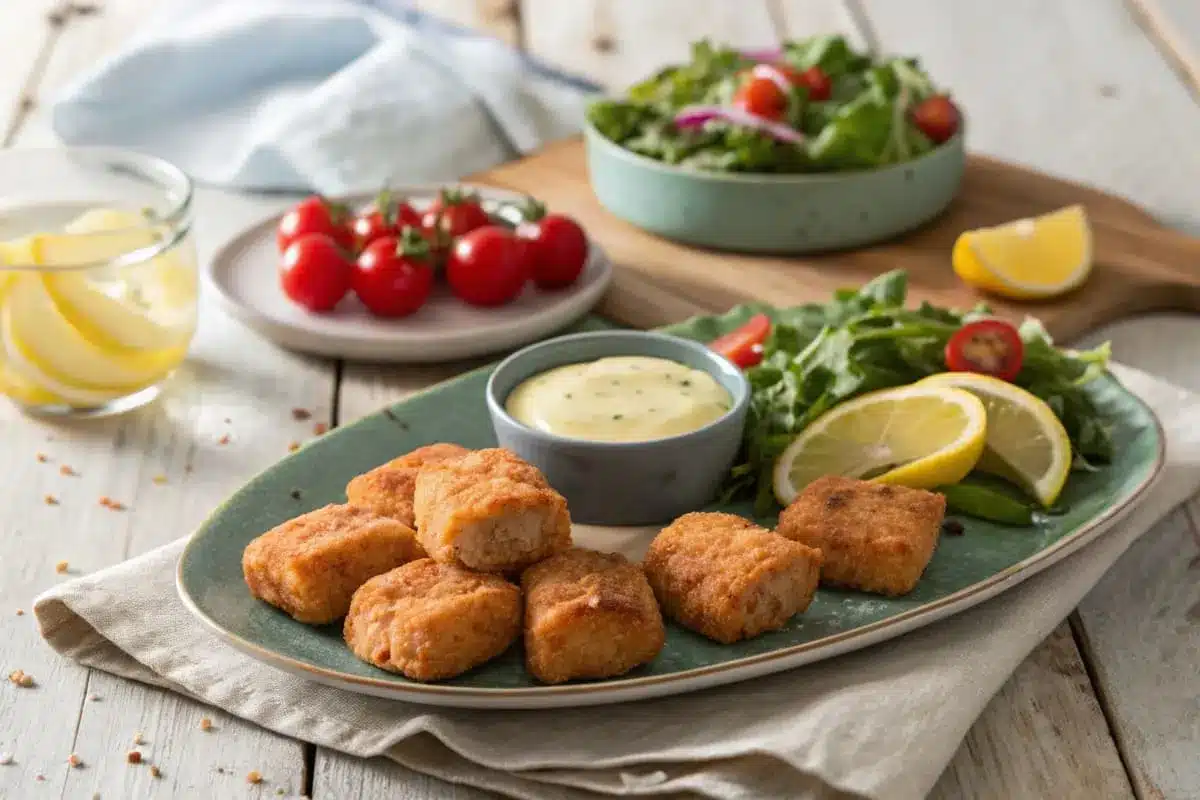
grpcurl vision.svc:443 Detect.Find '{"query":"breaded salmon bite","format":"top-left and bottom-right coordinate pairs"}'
top-left (413, 448), bottom-right (571, 574)
top-left (343, 559), bottom-right (522, 681)
top-left (346, 443), bottom-right (470, 529)
top-left (643, 512), bottom-right (822, 644)
top-left (521, 548), bottom-right (664, 684)
top-left (242, 504), bottom-right (424, 624)
top-left (776, 475), bottom-right (945, 596)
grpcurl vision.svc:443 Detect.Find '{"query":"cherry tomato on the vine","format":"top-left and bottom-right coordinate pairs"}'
top-left (279, 233), bottom-right (354, 312)
top-left (944, 319), bottom-right (1024, 382)
top-left (515, 199), bottom-right (588, 290)
top-left (446, 226), bottom-right (531, 307)
top-left (351, 190), bottom-right (422, 251)
top-left (421, 188), bottom-right (492, 242)
top-left (277, 196), bottom-right (354, 254)
top-left (352, 228), bottom-right (435, 318)
top-left (911, 95), bottom-right (961, 144)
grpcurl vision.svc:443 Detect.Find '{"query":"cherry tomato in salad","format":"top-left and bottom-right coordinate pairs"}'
top-left (911, 95), bottom-right (960, 144)
top-left (733, 76), bottom-right (788, 120)
top-left (446, 226), bottom-right (531, 307)
top-left (796, 66), bottom-right (832, 101)
top-left (709, 313), bottom-right (771, 368)
top-left (421, 188), bottom-right (492, 242)
top-left (515, 199), bottom-right (588, 289)
top-left (277, 196), bottom-right (354, 254)
top-left (352, 228), bottom-right (435, 317)
top-left (351, 190), bottom-right (422, 251)
top-left (944, 319), bottom-right (1024, 382)
top-left (279, 233), bottom-right (354, 312)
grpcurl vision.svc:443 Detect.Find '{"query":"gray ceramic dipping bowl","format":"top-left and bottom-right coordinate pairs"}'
top-left (584, 120), bottom-right (965, 253)
top-left (485, 331), bottom-right (750, 526)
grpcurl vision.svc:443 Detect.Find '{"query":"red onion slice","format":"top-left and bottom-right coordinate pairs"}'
top-left (674, 105), bottom-right (806, 144)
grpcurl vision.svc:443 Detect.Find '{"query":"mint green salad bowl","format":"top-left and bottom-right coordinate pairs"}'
top-left (584, 122), bottom-right (965, 253)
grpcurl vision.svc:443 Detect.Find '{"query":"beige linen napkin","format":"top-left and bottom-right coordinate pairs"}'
top-left (34, 364), bottom-right (1200, 800)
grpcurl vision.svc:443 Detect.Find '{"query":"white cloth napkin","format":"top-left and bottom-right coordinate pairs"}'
top-left (49, 0), bottom-right (596, 194)
top-left (33, 363), bottom-right (1200, 800)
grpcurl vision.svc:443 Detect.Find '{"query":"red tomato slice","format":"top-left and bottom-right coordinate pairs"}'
top-left (709, 314), bottom-right (771, 368)
top-left (944, 319), bottom-right (1024, 381)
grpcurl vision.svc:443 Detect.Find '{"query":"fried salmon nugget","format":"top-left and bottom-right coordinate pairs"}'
top-left (413, 448), bottom-right (571, 573)
top-left (344, 559), bottom-right (522, 681)
top-left (643, 512), bottom-right (822, 644)
top-left (346, 443), bottom-right (470, 528)
top-left (776, 475), bottom-right (945, 596)
top-left (242, 504), bottom-right (424, 624)
top-left (521, 548), bottom-right (664, 684)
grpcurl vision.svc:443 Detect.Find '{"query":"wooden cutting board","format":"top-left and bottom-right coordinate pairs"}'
top-left (472, 138), bottom-right (1200, 339)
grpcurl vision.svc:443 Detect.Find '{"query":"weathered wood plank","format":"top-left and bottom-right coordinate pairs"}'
top-left (1, 2), bottom-right (323, 797)
top-left (0, 0), bottom-right (61, 145)
top-left (928, 624), bottom-right (1135, 800)
top-left (1072, 502), bottom-right (1200, 800)
top-left (414, 0), bottom-right (521, 46)
top-left (314, 751), bottom-right (497, 800)
top-left (1128, 0), bottom-right (1200, 93)
top-left (859, 0), bottom-right (1200, 234)
top-left (770, 0), bottom-right (870, 49)
top-left (521, 0), bottom-right (778, 89)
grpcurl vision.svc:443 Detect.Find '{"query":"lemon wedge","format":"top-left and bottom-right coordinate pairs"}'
top-left (953, 205), bottom-right (1092, 299)
top-left (917, 373), bottom-right (1072, 506)
top-left (772, 385), bottom-right (988, 505)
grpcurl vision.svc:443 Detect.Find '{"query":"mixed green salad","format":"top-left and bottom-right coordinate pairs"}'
top-left (587, 35), bottom-right (961, 173)
top-left (706, 271), bottom-right (1112, 516)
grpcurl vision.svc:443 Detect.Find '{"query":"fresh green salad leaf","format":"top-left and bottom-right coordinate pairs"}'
top-left (718, 270), bottom-right (1112, 513)
top-left (586, 36), bottom-right (954, 174)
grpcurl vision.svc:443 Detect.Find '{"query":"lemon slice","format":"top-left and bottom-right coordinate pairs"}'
top-left (917, 373), bottom-right (1072, 506)
top-left (43, 268), bottom-right (195, 351)
top-left (953, 205), bottom-right (1092, 300)
top-left (772, 385), bottom-right (988, 505)
top-left (2, 275), bottom-right (183, 391)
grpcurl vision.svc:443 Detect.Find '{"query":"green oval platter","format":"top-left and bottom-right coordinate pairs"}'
top-left (178, 310), bottom-right (1164, 709)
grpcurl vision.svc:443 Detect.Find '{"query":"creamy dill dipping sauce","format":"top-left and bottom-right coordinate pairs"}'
top-left (505, 356), bottom-right (733, 443)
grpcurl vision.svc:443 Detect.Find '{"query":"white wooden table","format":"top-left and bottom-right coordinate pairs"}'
top-left (1, 2), bottom-right (1197, 798)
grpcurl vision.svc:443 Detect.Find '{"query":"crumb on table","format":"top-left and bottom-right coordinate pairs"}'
top-left (8, 669), bottom-right (35, 687)
top-left (247, 770), bottom-right (263, 784)
top-left (55, 560), bottom-right (69, 574)
top-left (291, 407), bottom-right (311, 421)
top-left (126, 750), bottom-right (142, 764)
top-left (199, 717), bottom-right (213, 731)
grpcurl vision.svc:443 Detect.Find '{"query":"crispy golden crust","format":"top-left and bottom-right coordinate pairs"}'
top-left (242, 504), bottom-right (424, 624)
top-left (343, 559), bottom-right (522, 681)
top-left (643, 512), bottom-right (822, 644)
top-left (346, 443), bottom-right (470, 529)
top-left (521, 548), bottom-right (664, 684)
top-left (413, 448), bottom-right (571, 573)
top-left (776, 476), bottom-right (945, 596)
